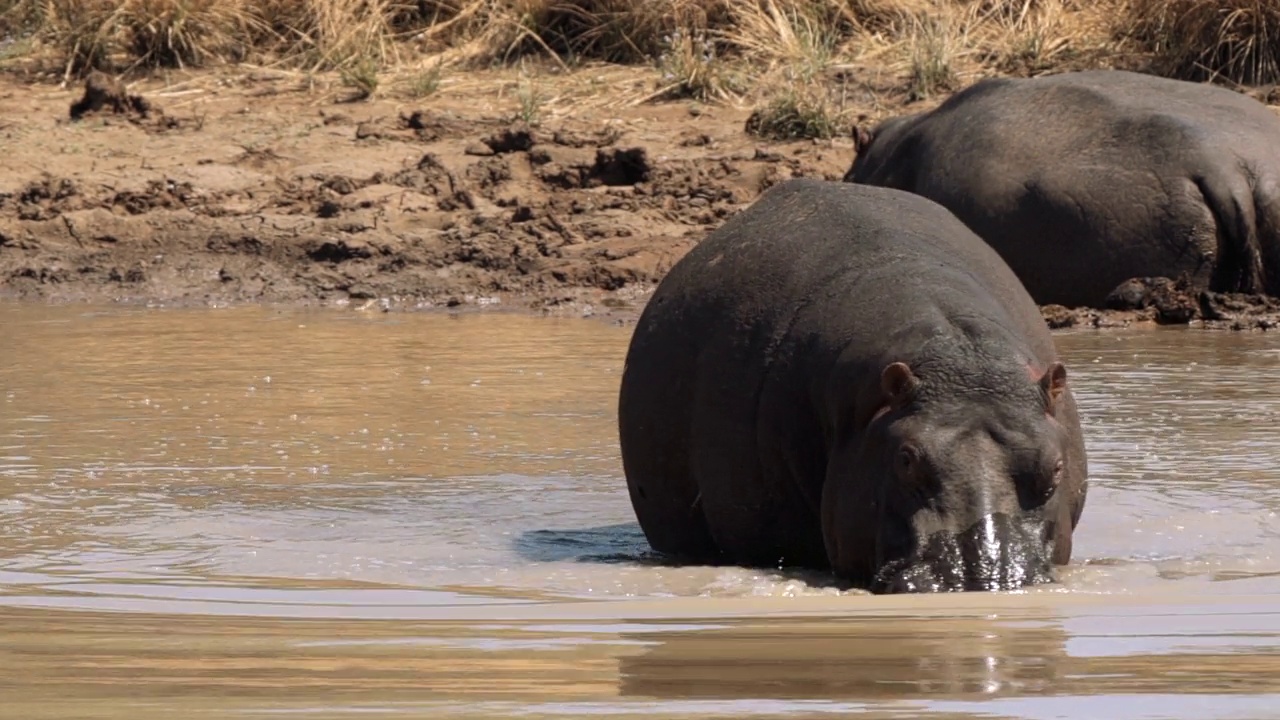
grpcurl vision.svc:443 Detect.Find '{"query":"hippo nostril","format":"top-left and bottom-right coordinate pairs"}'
top-left (876, 515), bottom-right (1057, 594)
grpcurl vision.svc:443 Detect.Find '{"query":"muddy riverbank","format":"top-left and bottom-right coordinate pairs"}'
top-left (5, 68), bottom-right (1280, 330)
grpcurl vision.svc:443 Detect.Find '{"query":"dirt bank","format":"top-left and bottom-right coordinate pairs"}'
top-left (0, 67), bottom-right (853, 322)
top-left (4, 67), bottom-right (1280, 330)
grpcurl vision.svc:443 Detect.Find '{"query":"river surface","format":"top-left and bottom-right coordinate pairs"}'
top-left (2, 303), bottom-right (1279, 719)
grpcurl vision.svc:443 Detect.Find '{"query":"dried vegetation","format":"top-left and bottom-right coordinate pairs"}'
top-left (1118, 0), bottom-right (1280, 84)
top-left (1, 0), bottom-right (1278, 137)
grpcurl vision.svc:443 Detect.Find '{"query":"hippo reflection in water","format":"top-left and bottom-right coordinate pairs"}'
top-left (617, 178), bottom-right (1089, 594)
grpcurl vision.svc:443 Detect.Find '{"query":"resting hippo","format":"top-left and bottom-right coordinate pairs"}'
top-left (617, 178), bottom-right (1089, 593)
top-left (844, 69), bottom-right (1280, 308)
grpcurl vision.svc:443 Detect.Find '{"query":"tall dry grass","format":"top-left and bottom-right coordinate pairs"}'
top-left (4, 0), bottom-right (1263, 114)
top-left (536, 0), bottom-right (729, 63)
top-left (1119, 0), bottom-right (1280, 84)
top-left (0, 0), bottom-right (1108, 74)
top-left (5, 0), bottom-right (281, 74)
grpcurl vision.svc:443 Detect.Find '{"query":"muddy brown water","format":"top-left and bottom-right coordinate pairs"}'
top-left (2, 303), bottom-right (1280, 719)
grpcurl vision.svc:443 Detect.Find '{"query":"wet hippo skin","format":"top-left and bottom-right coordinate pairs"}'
top-left (617, 178), bottom-right (1089, 593)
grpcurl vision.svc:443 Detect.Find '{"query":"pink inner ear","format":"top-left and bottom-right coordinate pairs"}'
top-left (1045, 363), bottom-right (1067, 395)
top-left (855, 128), bottom-right (872, 152)
top-left (1025, 362), bottom-right (1064, 419)
top-left (881, 362), bottom-right (916, 404)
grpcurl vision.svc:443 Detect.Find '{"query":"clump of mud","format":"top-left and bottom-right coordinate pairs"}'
top-left (1042, 276), bottom-right (1280, 330)
top-left (69, 72), bottom-right (153, 121)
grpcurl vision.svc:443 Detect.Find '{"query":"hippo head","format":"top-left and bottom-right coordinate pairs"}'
top-left (821, 354), bottom-right (1081, 594)
top-left (842, 114), bottom-right (920, 185)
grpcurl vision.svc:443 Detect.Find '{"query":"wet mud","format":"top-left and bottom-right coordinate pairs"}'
top-left (1042, 276), bottom-right (1280, 331)
top-left (6, 71), bottom-right (1280, 329)
top-left (0, 71), bottom-right (844, 320)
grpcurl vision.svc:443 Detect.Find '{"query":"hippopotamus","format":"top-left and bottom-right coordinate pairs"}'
top-left (617, 178), bottom-right (1089, 593)
top-left (844, 69), bottom-right (1280, 309)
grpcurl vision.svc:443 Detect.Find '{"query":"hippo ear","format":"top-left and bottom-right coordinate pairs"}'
top-left (1040, 362), bottom-right (1068, 413)
top-left (881, 361), bottom-right (919, 408)
top-left (853, 125), bottom-right (873, 154)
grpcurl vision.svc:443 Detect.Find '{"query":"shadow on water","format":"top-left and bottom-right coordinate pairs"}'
top-left (513, 523), bottom-right (656, 564)
top-left (513, 524), bottom-right (850, 588)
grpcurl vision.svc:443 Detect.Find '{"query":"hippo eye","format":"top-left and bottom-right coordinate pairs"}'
top-left (1035, 459), bottom-right (1065, 501)
top-left (895, 445), bottom-right (920, 477)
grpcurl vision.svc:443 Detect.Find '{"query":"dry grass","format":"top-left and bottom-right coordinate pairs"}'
top-left (260, 0), bottom-right (403, 69)
top-left (651, 26), bottom-right (741, 101)
top-left (6, 0), bottom-right (123, 75)
top-left (1119, 0), bottom-right (1280, 84)
top-left (902, 7), bottom-right (969, 100)
top-left (123, 0), bottom-right (266, 68)
top-left (535, 0), bottom-right (729, 63)
top-left (0, 0), bottom-right (1266, 108)
top-left (744, 84), bottom-right (849, 139)
top-left (1, 0), bottom-right (271, 77)
top-left (728, 0), bottom-right (841, 76)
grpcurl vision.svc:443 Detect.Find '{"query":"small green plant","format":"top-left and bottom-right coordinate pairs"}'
top-left (515, 72), bottom-right (545, 125)
top-left (340, 54), bottom-right (379, 100)
top-left (0, 36), bottom-right (33, 66)
top-left (408, 59), bottom-right (443, 98)
top-left (792, 24), bottom-right (835, 82)
top-left (997, 26), bottom-right (1063, 76)
top-left (906, 13), bottom-right (958, 101)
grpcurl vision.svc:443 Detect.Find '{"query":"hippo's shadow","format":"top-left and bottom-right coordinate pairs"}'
top-left (513, 523), bottom-right (660, 564)
top-left (512, 524), bottom-right (852, 589)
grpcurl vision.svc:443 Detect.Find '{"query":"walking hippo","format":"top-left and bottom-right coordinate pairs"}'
top-left (617, 178), bottom-right (1089, 594)
top-left (844, 69), bottom-right (1280, 309)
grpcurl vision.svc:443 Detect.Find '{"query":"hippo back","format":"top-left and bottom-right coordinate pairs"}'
top-left (847, 70), bottom-right (1280, 307)
top-left (854, 70), bottom-right (1280, 186)
top-left (640, 178), bottom-right (1054, 357)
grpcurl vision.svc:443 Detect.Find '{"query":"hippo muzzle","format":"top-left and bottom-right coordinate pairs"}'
top-left (871, 511), bottom-right (1056, 594)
